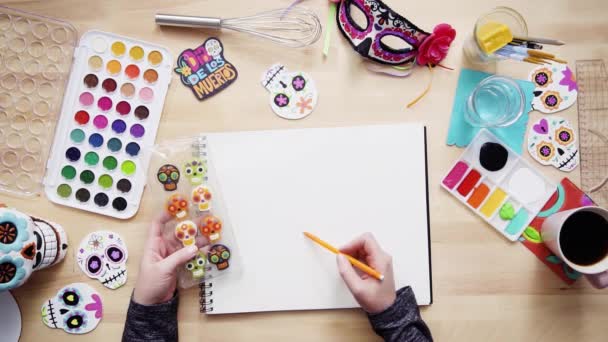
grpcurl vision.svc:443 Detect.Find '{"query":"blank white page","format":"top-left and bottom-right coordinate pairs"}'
top-left (205, 124), bottom-right (432, 314)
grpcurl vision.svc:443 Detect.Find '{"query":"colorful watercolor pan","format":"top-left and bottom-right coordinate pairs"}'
top-left (44, 30), bottom-right (172, 219)
top-left (441, 130), bottom-right (556, 241)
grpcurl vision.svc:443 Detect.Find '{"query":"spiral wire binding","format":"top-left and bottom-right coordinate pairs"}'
top-left (199, 282), bottom-right (214, 313)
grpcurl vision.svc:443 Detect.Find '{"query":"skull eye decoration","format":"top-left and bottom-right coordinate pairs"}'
top-left (191, 185), bottom-right (212, 212)
top-left (529, 64), bottom-right (578, 114)
top-left (157, 164), bottom-right (180, 191)
top-left (199, 215), bottom-right (222, 243)
top-left (175, 220), bottom-right (197, 247)
top-left (261, 64), bottom-right (318, 120)
top-left (208, 244), bottom-right (231, 270)
top-left (41, 283), bottom-right (103, 334)
top-left (166, 194), bottom-right (189, 220)
top-left (77, 231), bottom-right (128, 290)
top-left (528, 117), bottom-right (579, 172)
top-left (185, 251), bottom-right (207, 279)
top-left (183, 159), bottom-right (207, 186)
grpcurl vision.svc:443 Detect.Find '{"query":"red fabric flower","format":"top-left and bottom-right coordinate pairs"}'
top-left (416, 23), bottom-right (456, 66)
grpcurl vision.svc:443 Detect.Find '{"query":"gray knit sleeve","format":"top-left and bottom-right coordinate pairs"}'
top-left (122, 292), bottom-right (179, 342)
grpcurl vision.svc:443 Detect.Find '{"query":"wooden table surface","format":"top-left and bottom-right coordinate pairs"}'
top-left (3, 0), bottom-right (608, 341)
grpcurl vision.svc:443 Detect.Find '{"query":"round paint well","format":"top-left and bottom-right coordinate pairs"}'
top-left (107, 138), bottom-right (122, 152)
top-left (112, 197), bottom-right (127, 211)
top-left (103, 156), bottom-right (118, 170)
top-left (74, 110), bottom-right (90, 125)
top-left (111, 119), bottom-right (127, 134)
top-left (121, 160), bottom-right (136, 175)
top-left (92, 37), bottom-right (107, 53)
top-left (75, 188), bottom-right (90, 202)
top-left (130, 124), bottom-right (145, 138)
top-left (94, 193), bottom-right (109, 207)
top-left (148, 50), bottom-right (163, 66)
top-left (102, 78), bottom-right (117, 93)
top-left (61, 165), bottom-right (76, 179)
top-left (65, 147), bottom-right (81, 162)
top-left (125, 64), bottom-right (140, 79)
top-left (120, 83), bottom-right (135, 98)
top-left (93, 115), bottom-right (108, 129)
top-left (84, 151), bottom-right (99, 166)
top-left (125, 142), bottom-right (140, 156)
top-left (129, 46), bottom-right (144, 61)
top-left (79, 170), bottom-right (95, 184)
top-left (88, 56), bottom-right (103, 71)
top-left (117, 178), bottom-right (132, 193)
top-left (70, 128), bottom-right (85, 143)
top-left (116, 101), bottom-right (131, 115)
top-left (143, 69), bottom-right (158, 84)
top-left (139, 87), bottom-right (154, 103)
top-left (88, 133), bottom-right (104, 148)
top-left (98, 96), bottom-right (112, 111)
top-left (83, 74), bottom-right (98, 88)
top-left (98, 174), bottom-right (113, 189)
top-left (57, 184), bottom-right (72, 198)
top-left (79, 92), bottom-right (94, 106)
top-left (107, 60), bottom-right (121, 75)
top-left (134, 105), bottom-right (149, 120)
top-left (111, 41), bottom-right (126, 57)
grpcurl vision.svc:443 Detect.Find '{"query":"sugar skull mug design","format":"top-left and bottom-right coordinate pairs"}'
top-left (184, 159), bottom-right (207, 186)
top-left (185, 251), bottom-right (207, 279)
top-left (529, 64), bottom-right (578, 114)
top-left (528, 117), bottom-right (579, 172)
top-left (77, 231), bottom-right (128, 290)
top-left (157, 164), bottom-right (180, 191)
top-left (41, 282), bottom-right (103, 334)
top-left (261, 64), bottom-right (318, 120)
top-left (208, 244), bottom-right (231, 270)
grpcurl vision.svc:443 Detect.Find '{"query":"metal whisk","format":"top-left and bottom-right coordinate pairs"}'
top-left (155, 7), bottom-right (322, 48)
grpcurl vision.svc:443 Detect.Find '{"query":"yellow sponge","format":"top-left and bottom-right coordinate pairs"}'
top-left (476, 21), bottom-right (512, 54)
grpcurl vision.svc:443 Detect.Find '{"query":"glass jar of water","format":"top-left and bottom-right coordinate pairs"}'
top-left (464, 76), bottom-right (525, 128)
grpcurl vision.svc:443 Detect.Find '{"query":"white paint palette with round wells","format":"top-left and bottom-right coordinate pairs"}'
top-left (441, 129), bottom-right (557, 241)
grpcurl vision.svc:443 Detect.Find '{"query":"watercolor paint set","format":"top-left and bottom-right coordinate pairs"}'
top-left (441, 130), bottom-right (556, 241)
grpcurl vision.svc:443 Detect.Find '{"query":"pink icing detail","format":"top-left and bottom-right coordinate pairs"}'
top-left (443, 161), bottom-right (468, 189)
top-left (85, 293), bottom-right (103, 319)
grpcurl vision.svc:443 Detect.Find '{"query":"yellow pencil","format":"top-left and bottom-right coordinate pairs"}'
top-left (303, 232), bottom-right (384, 281)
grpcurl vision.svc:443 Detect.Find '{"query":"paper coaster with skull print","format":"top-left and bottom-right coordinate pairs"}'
top-left (261, 64), bottom-right (319, 120)
top-left (41, 282), bottom-right (102, 334)
top-left (77, 231), bottom-right (128, 290)
top-left (527, 117), bottom-right (579, 172)
top-left (174, 37), bottom-right (238, 101)
top-left (529, 64), bottom-right (578, 114)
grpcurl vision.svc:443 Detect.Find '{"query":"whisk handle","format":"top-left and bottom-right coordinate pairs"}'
top-left (155, 13), bottom-right (222, 29)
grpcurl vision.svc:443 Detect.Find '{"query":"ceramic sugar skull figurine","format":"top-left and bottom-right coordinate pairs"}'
top-left (192, 185), bottom-right (212, 212)
top-left (528, 117), bottom-right (579, 172)
top-left (166, 194), bottom-right (189, 220)
top-left (175, 220), bottom-right (197, 246)
top-left (157, 164), bottom-right (180, 191)
top-left (185, 251), bottom-right (207, 279)
top-left (0, 208), bottom-right (68, 292)
top-left (183, 159), bottom-right (207, 186)
top-left (208, 244), bottom-right (231, 270)
top-left (261, 64), bottom-right (318, 120)
top-left (199, 215), bottom-right (222, 243)
top-left (529, 64), bottom-right (578, 114)
top-left (77, 231), bottom-right (128, 290)
top-left (41, 283), bottom-right (103, 334)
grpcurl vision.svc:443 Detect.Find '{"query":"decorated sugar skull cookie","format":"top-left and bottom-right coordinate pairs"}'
top-left (261, 64), bottom-right (318, 120)
top-left (166, 194), bottom-right (189, 220)
top-left (528, 117), bottom-right (579, 172)
top-left (529, 64), bottom-right (578, 114)
top-left (157, 164), bottom-right (180, 191)
top-left (183, 159), bottom-right (207, 186)
top-left (192, 185), bottom-right (212, 212)
top-left (77, 231), bottom-right (128, 290)
top-left (175, 220), bottom-right (197, 246)
top-left (199, 215), bottom-right (222, 243)
top-left (208, 244), bottom-right (231, 271)
top-left (185, 251), bottom-right (207, 279)
top-left (41, 283), bottom-right (102, 334)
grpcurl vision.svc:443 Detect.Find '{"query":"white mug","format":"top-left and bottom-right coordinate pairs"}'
top-left (542, 207), bottom-right (608, 288)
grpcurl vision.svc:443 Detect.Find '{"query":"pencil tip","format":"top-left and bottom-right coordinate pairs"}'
top-left (380, 275), bottom-right (385, 281)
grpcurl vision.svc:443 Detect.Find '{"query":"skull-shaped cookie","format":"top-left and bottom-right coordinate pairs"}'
top-left (261, 63), bottom-right (318, 120)
top-left (183, 159), bottom-right (207, 186)
top-left (77, 231), bottom-right (128, 290)
top-left (175, 220), bottom-right (197, 246)
top-left (199, 215), bottom-right (222, 243)
top-left (41, 283), bottom-right (102, 334)
top-left (185, 251), bottom-right (207, 279)
top-left (166, 194), bottom-right (189, 220)
top-left (157, 164), bottom-right (180, 191)
top-left (530, 64), bottom-right (578, 114)
top-left (208, 244), bottom-right (231, 270)
top-left (528, 117), bottom-right (579, 172)
top-left (192, 185), bottom-right (212, 212)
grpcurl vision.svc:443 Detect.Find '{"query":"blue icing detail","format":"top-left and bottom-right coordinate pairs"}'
top-left (0, 255), bottom-right (25, 291)
top-left (0, 211), bottom-right (29, 253)
top-left (505, 208), bottom-right (529, 236)
top-left (538, 184), bottom-right (565, 218)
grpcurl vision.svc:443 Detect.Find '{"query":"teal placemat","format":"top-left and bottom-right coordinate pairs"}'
top-left (447, 68), bottom-right (535, 154)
